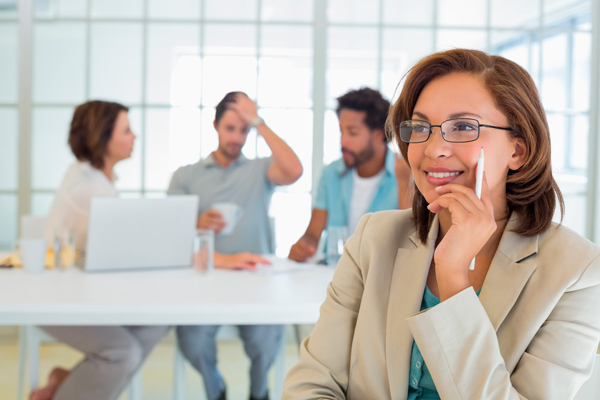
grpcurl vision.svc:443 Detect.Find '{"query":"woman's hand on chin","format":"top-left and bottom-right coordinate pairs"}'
top-left (427, 174), bottom-right (496, 300)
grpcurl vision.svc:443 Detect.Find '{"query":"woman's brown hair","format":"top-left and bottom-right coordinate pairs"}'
top-left (386, 48), bottom-right (564, 244)
top-left (68, 100), bottom-right (128, 169)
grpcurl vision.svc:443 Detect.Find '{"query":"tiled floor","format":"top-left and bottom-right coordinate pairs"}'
top-left (0, 329), bottom-right (301, 400)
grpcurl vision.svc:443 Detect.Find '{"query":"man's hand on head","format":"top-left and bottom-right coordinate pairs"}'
top-left (227, 93), bottom-right (258, 126)
top-left (197, 209), bottom-right (226, 234)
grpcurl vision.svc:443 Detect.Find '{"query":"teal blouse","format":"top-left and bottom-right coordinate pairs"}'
top-left (407, 286), bottom-right (481, 399)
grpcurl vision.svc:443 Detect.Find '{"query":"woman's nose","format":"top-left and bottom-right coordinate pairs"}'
top-left (423, 126), bottom-right (451, 158)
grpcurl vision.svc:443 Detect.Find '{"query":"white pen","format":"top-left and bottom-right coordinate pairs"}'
top-left (469, 147), bottom-right (484, 271)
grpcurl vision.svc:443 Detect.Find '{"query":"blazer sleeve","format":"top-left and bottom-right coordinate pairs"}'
top-left (282, 214), bottom-right (371, 400)
top-left (407, 257), bottom-right (600, 400)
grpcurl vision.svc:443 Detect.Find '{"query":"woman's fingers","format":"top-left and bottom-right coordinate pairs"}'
top-left (427, 180), bottom-right (491, 215)
top-left (428, 190), bottom-right (479, 216)
top-left (427, 179), bottom-right (496, 240)
top-left (428, 191), bottom-right (473, 214)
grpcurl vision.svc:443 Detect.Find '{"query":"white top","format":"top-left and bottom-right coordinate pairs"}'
top-left (44, 161), bottom-right (117, 252)
top-left (348, 168), bottom-right (385, 233)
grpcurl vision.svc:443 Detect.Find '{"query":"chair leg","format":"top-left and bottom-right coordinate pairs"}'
top-left (128, 369), bottom-right (142, 400)
top-left (173, 344), bottom-right (187, 400)
top-left (18, 326), bottom-right (27, 400)
top-left (27, 326), bottom-right (41, 395)
top-left (274, 327), bottom-right (287, 400)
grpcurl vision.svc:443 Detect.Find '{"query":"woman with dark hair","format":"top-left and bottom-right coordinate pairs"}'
top-left (33, 100), bottom-right (170, 400)
top-left (283, 49), bottom-right (600, 399)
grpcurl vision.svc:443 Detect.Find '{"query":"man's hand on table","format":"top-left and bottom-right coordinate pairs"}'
top-left (214, 252), bottom-right (271, 270)
top-left (288, 237), bottom-right (317, 262)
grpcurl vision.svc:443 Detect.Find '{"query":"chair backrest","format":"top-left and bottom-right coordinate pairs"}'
top-left (20, 215), bottom-right (46, 239)
top-left (574, 354), bottom-right (600, 400)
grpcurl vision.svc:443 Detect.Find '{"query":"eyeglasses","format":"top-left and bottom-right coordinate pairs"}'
top-left (397, 118), bottom-right (512, 143)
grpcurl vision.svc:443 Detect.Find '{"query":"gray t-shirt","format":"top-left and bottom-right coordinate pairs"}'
top-left (167, 154), bottom-right (275, 254)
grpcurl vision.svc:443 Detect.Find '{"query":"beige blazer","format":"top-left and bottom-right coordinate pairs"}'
top-left (283, 210), bottom-right (600, 399)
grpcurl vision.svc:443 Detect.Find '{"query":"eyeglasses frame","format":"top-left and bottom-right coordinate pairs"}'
top-left (397, 118), bottom-right (512, 144)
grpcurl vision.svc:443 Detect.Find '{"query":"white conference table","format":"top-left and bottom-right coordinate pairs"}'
top-left (0, 255), bottom-right (335, 399)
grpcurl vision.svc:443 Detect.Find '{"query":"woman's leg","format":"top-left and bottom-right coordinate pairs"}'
top-left (40, 325), bottom-right (167, 400)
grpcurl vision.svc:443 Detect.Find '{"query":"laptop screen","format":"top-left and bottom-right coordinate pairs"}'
top-left (84, 196), bottom-right (199, 272)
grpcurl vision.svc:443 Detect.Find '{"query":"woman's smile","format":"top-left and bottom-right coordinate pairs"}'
top-left (424, 167), bottom-right (464, 186)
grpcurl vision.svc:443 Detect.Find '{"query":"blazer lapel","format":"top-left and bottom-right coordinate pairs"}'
top-left (386, 218), bottom-right (438, 400)
top-left (479, 214), bottom-right (538, 331)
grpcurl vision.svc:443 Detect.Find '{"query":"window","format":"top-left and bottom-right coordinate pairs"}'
top-left (4, 0), bottom-right (596, 252)
top-left (0, 0), bottom-right (18, 249)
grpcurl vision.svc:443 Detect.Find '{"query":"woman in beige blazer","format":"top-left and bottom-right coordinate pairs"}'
top-left (283, 49), bottom-right (600, 399)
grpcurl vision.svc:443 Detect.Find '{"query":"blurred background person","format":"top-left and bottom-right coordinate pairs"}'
top-left (34, 100), bottom-right (169, 400)
top-left (169, 91), bottom-right (303, 400)
top-left (288, 87), bottom-right (413, 264)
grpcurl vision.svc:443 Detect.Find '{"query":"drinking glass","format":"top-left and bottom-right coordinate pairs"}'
top-left (54, 227), bottom-right (75, 269)
top-left (193, 229), bottom-right (214, 273)
top-left (326, 226), bottom-right (349, 267)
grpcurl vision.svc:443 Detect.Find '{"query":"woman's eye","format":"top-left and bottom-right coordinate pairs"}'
top-left (454, 123), bottom-right (477, 131)
top-left (413, 124), bottom-right (429, 133)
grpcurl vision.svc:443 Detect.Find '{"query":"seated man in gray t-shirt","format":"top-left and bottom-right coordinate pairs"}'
top-left (168, 92), bottom-right (303, 400)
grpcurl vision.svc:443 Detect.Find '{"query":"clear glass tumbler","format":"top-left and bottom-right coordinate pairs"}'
top-left (54, 227), bottom-right (75, 269)
top-left (326, 226), bottom-right (349, 267)
top-left (193, 229), bottom-right (214, 273)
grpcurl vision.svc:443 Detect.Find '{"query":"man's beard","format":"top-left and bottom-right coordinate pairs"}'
top-left (219, 143), bottom-right (242, 160)
top-left (341, 142), bottom-right (375, 169)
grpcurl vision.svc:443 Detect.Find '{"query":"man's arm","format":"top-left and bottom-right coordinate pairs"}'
top-left (228, 93), bottom-right (303, 185)
top-left (288, 209), bottom-right (328, 262)
top-left (259, 123), bottom-right (304, 185)
top-left (395, 154), bottom-right (414, 210)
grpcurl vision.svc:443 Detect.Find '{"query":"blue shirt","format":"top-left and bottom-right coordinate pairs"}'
top-left (408, 286), bottom-right (482, 399)
top-left (314, 150), bottom-right (398, 229)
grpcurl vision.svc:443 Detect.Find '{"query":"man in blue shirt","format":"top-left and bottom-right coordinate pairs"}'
top-left (289, 87), bottom-right (413, 263)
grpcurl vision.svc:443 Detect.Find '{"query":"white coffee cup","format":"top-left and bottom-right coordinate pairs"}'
top-left (212, 202), bottom-right (242, 236)
top-left (19, 238), bottom-right (47, 273)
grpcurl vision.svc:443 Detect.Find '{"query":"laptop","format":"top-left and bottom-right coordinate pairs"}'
top-left (83, 196), bottom-right (199, 272)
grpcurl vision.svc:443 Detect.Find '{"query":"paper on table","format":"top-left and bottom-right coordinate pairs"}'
top-left (249, 255), bottom-right (321, 274)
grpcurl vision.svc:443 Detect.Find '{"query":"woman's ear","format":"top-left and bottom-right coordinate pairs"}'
top-left (508, 138), bottom-right (527, 170)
